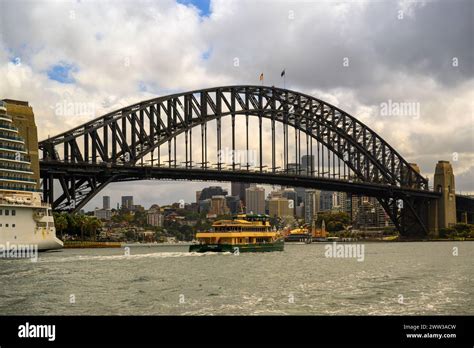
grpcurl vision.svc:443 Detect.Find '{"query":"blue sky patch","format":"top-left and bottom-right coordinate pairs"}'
top-left (177, 0), bottom-right (211, 17)
top-left (138, 81), bottom-right (147, 92)
top-left (47, 62), bottom-right (78, 84)
top-left (201, 48), bottom-right (212, 60)
top-left (10, 57), bottom-right (22, 66)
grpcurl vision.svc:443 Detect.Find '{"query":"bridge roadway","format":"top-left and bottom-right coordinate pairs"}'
top-left (40, 160), bottom-right (441, 200)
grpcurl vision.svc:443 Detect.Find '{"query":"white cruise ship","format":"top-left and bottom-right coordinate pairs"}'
top-left (0, 100), bottom-right (63, 251)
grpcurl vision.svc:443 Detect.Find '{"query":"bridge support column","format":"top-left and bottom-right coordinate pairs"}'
top-left (428, 198), bottom-right (439, 237)
top-left (433, 160), bottom-right (457, 231)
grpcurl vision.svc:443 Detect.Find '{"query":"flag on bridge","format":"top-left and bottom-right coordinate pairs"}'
top-left (281, 69), bottom-right (285, 77)
top-left (259, 73), bottom-right (264, 81)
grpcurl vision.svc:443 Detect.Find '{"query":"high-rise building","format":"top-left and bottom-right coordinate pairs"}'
top-left (351, 195), bottom-right (393, 228)
top-left (231, 182), bottom-right (250, 204)
top-left (295, 187), bottom-right (306, 206)
top-left (331, 192), bottom-right (348, 213)
top-left (103, 196), bottom-right (111, 210)
top-left (268, 197), bottom-right (292, 218)
top-left (121, 196), bottom-right (133, 210)
top-left (304, 189), bottom-right (319, 223)
top-left (295, 203), bottom-right (304, 218)
top-left (195, 191), bottom-right (202, 203)
top-left (320, 191), bottom-right (334, 211)
top-left (281, 188), bottom-right (297, 213)
top-left (245, 186), bottom-right (265, 214)
top-left (226, 195), bottom-right (241, 214)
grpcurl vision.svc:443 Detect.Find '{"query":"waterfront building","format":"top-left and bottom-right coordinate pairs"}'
top-left (351, 195), bottom-right (393, 229)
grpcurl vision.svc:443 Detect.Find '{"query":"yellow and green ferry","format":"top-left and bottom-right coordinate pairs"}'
top-left (189, 214), bottom-right (284, 253)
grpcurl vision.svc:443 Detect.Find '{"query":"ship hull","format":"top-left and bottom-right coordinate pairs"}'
top-left (285, 234), bottom-right (312, 242)
top-left (0, 204), bottom-right (63, 251)
top-left (189, 240), bottom-right (284, 253)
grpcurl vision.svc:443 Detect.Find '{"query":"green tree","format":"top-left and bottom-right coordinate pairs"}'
top-left (316, 212), bottom-right (350, 231)
top-left (125, 229), bottom-right (136, 241)
top-left (85, 216), bottom-right (102, 241)
top-left (53, 212), bottom-right (68, 239)
top-left (133, 210), bottom-right (147, 226)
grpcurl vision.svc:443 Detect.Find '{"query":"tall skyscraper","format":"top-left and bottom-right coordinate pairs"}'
top-left (231, 182), bottom-right (250, 204)
top-left (121, 196), bottom-right (133, 210)
top-left (245, 186), bottom-right (265, 214)
top-left (103, 196), bottom-right (111, 210)
top-left (304, 189), bottom-right (320, 223)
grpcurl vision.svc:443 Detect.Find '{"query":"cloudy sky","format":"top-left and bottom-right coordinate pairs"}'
top-left (0, 0), bottom-right (472, 210)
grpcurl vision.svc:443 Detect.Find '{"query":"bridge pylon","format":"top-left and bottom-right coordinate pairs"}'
top-left (429, 160), bottom-right (457, 237)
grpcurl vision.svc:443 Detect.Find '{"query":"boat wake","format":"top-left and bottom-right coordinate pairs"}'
top-left (38, 251), bottom-right (232, 263)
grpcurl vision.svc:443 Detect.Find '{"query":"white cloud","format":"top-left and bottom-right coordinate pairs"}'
top-left (0, 0), bottom-right (472, 209)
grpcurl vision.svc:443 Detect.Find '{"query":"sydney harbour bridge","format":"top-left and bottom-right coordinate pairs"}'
top-left (38, 85), bottom-right (467, 237)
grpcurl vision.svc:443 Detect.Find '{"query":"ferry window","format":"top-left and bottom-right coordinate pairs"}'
top-left (12, 224), bottom-right (15, 228)
top-left (12, 210), bottom-right (16, 216)
top-left (0, 223), bottom-right (2, 227)
top-left (48, 209), bottom-right (52, 216)
top-left (5, 224), bottom-right (8, 227)
top-left (0, 209), bottom-right (2, 215)
top-left (5, 210), bottom-right (9, 216)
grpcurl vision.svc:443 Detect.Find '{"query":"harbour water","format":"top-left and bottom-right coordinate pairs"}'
top-left (1, 242), bottom-right (472, 315)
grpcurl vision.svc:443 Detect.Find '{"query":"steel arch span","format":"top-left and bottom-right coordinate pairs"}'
top-left (39, 85), bottom-right (439, 236)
